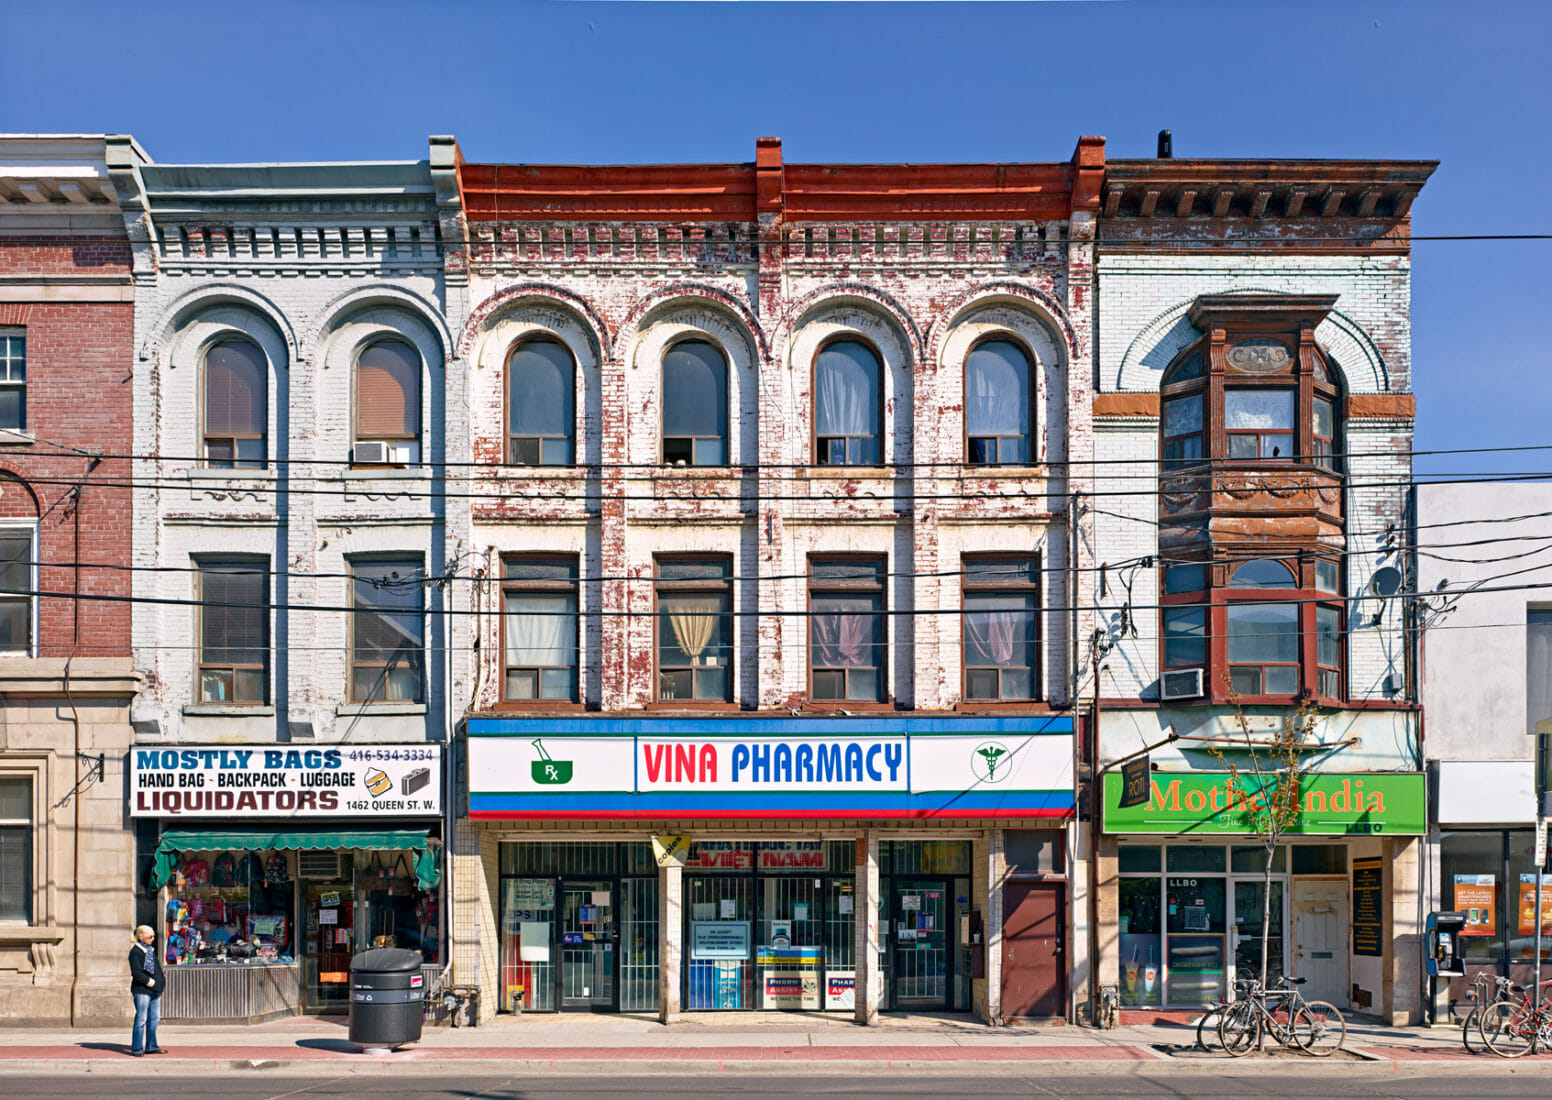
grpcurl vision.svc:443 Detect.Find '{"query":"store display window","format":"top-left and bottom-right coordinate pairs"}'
top-left (163, 849), bottom-right (295, 965)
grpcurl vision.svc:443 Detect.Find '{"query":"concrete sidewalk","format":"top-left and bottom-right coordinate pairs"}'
top-left (0, 1010), bottom-right (1536, 1074)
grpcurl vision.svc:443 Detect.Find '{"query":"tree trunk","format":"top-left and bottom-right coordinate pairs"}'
top-left (1261, 842), bottom-right (1274, 989)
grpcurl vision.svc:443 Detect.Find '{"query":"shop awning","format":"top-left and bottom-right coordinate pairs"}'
top-left (151, 829), bottom-right (439, 891)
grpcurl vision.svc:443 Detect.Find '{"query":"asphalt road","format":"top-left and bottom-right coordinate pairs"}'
top-left (6, 1073), bottom-right (1552, 1099)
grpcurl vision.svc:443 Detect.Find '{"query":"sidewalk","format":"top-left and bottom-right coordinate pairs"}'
top-left (0, 1011), bottom-right (1539, 1075)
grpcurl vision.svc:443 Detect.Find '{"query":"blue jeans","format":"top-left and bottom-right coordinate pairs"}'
top-left (131, 991), bottom-right (160, 1053)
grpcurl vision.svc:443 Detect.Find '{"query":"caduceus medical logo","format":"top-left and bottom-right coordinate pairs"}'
top-left (970, 741), bottom-right (1012, 784)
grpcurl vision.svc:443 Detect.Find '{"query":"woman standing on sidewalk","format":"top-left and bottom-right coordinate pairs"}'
top-left (128, 925), bottom-right (167, 1056)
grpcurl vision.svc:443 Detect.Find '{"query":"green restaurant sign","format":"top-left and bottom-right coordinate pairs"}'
top-left (1102, 771), bottom-right (1425, 836)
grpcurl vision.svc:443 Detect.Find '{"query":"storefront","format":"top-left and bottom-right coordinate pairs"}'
top-left (1430, 760), bottom-right (1551, 1016)
top-left (1101, 770), bottom-right (1426, 1015)
top-left (465, 716), bottom-right (1075, 1023)
top-left (131, 744), bottom-right (443, 1020)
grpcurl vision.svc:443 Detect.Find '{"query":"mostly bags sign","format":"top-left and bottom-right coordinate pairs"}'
top-left (130, 745), bottom-right (441, 818)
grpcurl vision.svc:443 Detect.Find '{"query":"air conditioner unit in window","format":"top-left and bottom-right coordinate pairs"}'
top-left (299, 851), bottom-right (342, 880)
top-left (1160, 667), bottom-right (1205, 701)
top-left (353, 440), bottom-right (392, 465)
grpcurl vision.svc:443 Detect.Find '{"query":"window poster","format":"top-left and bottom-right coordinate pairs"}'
top-left (1453, 875), bottom-right (1497, 936)
top-left (1516, 874), bottom-right (1552, 936)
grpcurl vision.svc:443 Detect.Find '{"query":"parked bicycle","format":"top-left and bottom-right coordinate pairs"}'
top-left (1458, 971), bottom-right (1514, 1054)
top-left (1196, 978), bottom-right (1256, 1052)
top-left (1480, 979), bottom-right (1552, 1058)
top-left (1217, 975), bottom-right (1347, 1057)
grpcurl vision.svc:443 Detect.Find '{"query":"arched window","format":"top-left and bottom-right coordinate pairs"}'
top-left (814, 340), bottom-right (881, 465)
top-left (966, 339), bottom-right (1033, 465)
top-left (662, 340), bottom-right (727, 466)
top-left (203, 339), bottom-right (267, 468)
top-left (354, 339), bottom-right (421, 465)
top-left (507, 339), bottom-right (575, 465)
top-left (1229, 559), bottom-right (1297, 588)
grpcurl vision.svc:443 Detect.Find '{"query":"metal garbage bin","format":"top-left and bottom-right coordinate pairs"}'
top-left (348, 948), bottom-right (425, 1050)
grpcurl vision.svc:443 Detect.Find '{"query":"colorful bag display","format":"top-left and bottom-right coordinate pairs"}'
top-left (183, 858), bottom-right (210, 886)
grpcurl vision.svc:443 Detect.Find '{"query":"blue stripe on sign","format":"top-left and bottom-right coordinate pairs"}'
top-left (467, 715), bottom-right (1073, 737)
top-left (468, 790), bottom-right (1075, 813)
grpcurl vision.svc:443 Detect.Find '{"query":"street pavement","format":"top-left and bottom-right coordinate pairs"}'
top-left (6, 1071), bottom-right (1552, 1099)
top-left (0, 1010), bottom-right (1546, 1082)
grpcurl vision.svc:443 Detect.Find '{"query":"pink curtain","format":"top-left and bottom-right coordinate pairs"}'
top-left (813, 599), bottom-right (874, 666)
top-left (965, 608), bottom-right (1023, 666)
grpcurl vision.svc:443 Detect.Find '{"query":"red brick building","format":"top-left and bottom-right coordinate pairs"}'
top-left (0, 135), bottom-right (143, 1025)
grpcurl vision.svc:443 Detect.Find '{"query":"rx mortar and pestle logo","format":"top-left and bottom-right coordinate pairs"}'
top-left (531, 739), bottom-right (573, 785)
top-left (970, 741), bottom-right (1012, 784)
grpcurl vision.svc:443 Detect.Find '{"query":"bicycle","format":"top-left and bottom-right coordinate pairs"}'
top-left (1458, 971), bottom-right (1513, 1054)
top-left (1481, 980), bottom-right (1552, 1058)
top-left (1196, 978), bottom-right (1255, 1052)
top-left (1218, 976), bottom-right (1348, 1057)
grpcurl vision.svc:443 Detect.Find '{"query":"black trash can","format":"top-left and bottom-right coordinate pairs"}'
top-left (348, 948), bottom-right (425, 1050)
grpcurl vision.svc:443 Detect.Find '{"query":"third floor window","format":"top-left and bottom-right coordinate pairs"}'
top-left (354, 340), bottom-right (421, 466)
top-left (203, 339), bottom-right (266, 469)
top-left (662, 340), bottom-right (727, 466)
top-left (814, 339), bottom-right (881, 465)
top-left (508, 339), bottom-right (575, 465)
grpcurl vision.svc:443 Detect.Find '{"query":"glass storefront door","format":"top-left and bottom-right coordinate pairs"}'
top-left (892, 880), bottom-right (949, 1008)
top-left (1232, 879), bottom-right (1286, 987)
top-left (304, 881), bottom-right (355, 1012)
top-left (560, 880), bottom-right (615, 1009)
top-left (685, 875), bottom-right (754, 1010)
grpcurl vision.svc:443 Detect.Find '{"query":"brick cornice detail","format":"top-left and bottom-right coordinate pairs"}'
top-left (1347, 394), bottom-right (1415, 419)
top-left (1093, 393), bottom-right (1160, 418)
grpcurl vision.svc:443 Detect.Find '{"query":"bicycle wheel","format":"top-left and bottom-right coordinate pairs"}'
top-left (1481, 1000), bottom-right (1535, 1058)
top-left (1218, 999), bottom-right (1261, 1057)
top-left (1292, 1000), bottom-right (1347, 1056)
top-left (1195, 1005), bottom-right (1223, 1051)
top-left (1461, 1006), bottom-right (1486, 1055)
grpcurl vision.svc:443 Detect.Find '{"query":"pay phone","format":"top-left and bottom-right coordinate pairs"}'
top-left (1425, 911), bottom-right (1467, 977)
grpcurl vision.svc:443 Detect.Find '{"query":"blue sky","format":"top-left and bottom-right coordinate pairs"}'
top-left (4, 0), bottom-right (1547, 475)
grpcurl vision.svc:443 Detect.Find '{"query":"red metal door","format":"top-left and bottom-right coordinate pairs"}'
top-left (1001, 880), bottom-right (1065, 1018)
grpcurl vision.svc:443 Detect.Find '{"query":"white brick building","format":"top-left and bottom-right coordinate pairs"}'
top-left (1087, 157), bottom-right (1435, 1025)
top-left (109, 144), bottom-right (455, 1021)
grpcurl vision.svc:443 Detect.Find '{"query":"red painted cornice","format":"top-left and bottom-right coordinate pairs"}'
top-left (459, 136), bottom-right (1106, 223)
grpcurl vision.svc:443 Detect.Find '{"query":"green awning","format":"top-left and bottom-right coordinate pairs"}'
top-left (152, 829), bottom-right (439, 891)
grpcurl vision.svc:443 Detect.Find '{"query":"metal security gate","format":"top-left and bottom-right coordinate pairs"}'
top-left (685, 876), bottom-right (755, 1010)
top-left (891, 879), bottom-right (950, 1008)
top-left (619, 877), bottom-right (659, 1011)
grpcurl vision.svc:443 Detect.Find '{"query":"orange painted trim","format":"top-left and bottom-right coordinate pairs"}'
top-left (1347, 394), bottom-right (1416, 419)
top-left (1092, 393), bottom-right (1160, 418)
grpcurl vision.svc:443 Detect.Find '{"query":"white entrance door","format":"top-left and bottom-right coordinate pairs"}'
top-left (1292, 878), bottom-right (1348, 1007)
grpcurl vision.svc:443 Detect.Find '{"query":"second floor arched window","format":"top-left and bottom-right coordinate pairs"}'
top-left (662, 340), bottom-right (727, 466)
top-left (814, 339), bottom-right (881, 465)
top-left (203, 339), bottom-right (267, 469)
top-left (508, 339), bottom-right (575, 465)
top-left (354, 339), bottom-right (421, 466)
top-left (966, 339), bottom-right (1033, 465)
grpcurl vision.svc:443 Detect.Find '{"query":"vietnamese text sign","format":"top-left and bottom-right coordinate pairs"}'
top-left (691, 921), bottom-right (751, 960)
top-left (1102, 771), bottom-right (1425, 835)
top-left (1352, 858), bottom-right (1384, 957)
top-left (131, 745), bottom-right (442, 818)
top-left (468, 717), bottom-right (1074, 820)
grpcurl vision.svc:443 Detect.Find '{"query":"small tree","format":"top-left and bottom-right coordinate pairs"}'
top-left (1210, 684), bottom-right (1323, 990)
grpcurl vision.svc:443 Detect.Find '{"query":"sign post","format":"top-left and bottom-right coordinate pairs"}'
top-left (1538, 818), bottom-right (1547, 1015)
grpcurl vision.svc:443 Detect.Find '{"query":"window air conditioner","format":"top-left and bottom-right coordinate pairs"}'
top-left (1160, 667), bottom-right (1205, 701)
top-left (299, 851), bottom-right (342, 880)
top-left (353, 440), bottom-right (392, 465)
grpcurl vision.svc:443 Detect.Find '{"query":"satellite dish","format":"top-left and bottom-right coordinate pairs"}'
top-left (1370, 566), bottom-right (1403, 597)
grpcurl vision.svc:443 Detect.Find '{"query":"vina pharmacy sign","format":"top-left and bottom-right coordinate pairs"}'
top-left (468, 717), bottom-right (1073, 820)
top-left (1102, 771), bottom-right (1425, 836)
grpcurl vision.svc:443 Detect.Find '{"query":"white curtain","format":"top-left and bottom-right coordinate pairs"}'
top-left (816, 351), bottom-right (874, 438)
top-left (666, 594), bottom-right (721, 665)
top-left (967, 348), bottom-right (1028, 436)
top-left (506, 595), bottom-right (576, 668)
